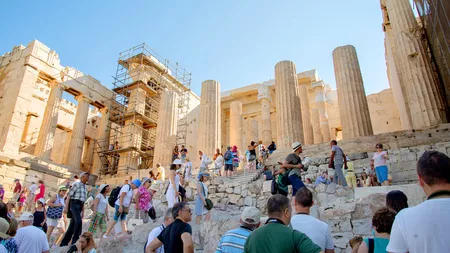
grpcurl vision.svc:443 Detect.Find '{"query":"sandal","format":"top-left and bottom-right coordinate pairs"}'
top-left (127, 230), bottom-right (132, 235)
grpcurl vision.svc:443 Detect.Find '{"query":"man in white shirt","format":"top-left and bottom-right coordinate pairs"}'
top-left (291, 187), bottom-right (334, 253)
top-left (15, 212), bottom-right (50, 253)
top-left (145, 208), bottom-right (174, 253)
top-left (387, 151), bottom-right (450, 253)
top-left (199, 150), bottom-right (211, 174)
top-left (25, 182), bottom-right (38, 211)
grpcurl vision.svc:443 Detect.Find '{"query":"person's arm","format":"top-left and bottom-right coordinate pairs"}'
top-left (273, 168), bottom-right (286, 176)
top-left (169, 171), bottom-right (178, 196)
top-left (118, 190), bottom-right (127, 213)
top-left (181, 232), bottom-right (194, 253)
top-left (145, 238), bottom-right (163, 253)
top-left (92, 197), bottom-right (100, 214)
top-left (134, 191), bottom-right (141, 210)
top-left (46, 194), bottom-right (58, 207)
top-left (357, 241), bottom-right (368, 253)
top-left (329, 151), bottom-right (335, 168)
top-left (325, 228), bottom-right (335, 253)
top-left (383, 151), bottom-right (389, 160)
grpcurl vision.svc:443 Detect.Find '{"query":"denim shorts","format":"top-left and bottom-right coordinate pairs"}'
top-left (113, 204), bottom-right (127, 221)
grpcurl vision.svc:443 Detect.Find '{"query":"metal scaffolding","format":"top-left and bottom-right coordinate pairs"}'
top-left (95, 43), bottom-right (191, 176)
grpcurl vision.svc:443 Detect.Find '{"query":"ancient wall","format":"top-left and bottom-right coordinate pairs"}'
top-left (367, 88), bottom-right (402, 134)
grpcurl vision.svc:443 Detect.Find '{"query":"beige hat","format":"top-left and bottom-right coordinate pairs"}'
top-left (19, 212), bottom-right (34, 222)
top-left (98, 184), bottom-right (109, 194)
top-left (0, 218), bottom-right (9, 239)
top-left (292, 141), bottom-right (302, 151)
top-left (241, 207), bottom-right (262, 225)
top-left (149, 184), bottom-right (159, 192)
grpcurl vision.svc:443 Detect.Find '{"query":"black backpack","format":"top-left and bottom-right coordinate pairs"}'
top-left (224, 151), bottom-right (232, 160)
top-left (108, 185), bottom-right (128, 207)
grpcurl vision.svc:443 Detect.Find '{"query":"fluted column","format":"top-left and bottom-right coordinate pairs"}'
top-left (92, 107), bottom-right (110, 175)
top-left (34, 82), bottom-right (63, 159)
top-left (65, 95), bottom-right (91, 170)
top-left (251, 118), bottom-right (259, 144)
top-left (198, 80), bottom-right (221, 159)
top-left (385, 0), bottom-right (447, 128)
top-left (312, 82), bottom-right (331, 142)
top-left (333, 45), bottom-right (374, 139)
top-left (258, 85), bottom-right (273, 147)
top-left (298, 84), bottom-right (314, 145)
top-left (229, 101), bottom-right (243, 149)
top-left (311, 108), bottom-right (323, 144)
top-left (275, 61), bottom-right (304, 148)
top-left (153, 90), bottom-right (179, 167)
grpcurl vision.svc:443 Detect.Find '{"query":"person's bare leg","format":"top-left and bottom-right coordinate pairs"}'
top-left (54, 228), bottom-right (65, 246)
top-left (196, 215), bottom-right (202, 224)
top-left (205, 212), bottom-right (211, 221)
top-left (104, 220), bottom-right (117, 236)
top-left (46, 226), bottom-right (55, 243)
top-left (121, 220), bottom-right (127, 234)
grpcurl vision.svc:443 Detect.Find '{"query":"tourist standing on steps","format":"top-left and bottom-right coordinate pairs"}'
top-left (223, 146), bottom-right (234, 178)
top-left (25, 182), bottom-right (38, 212)
top-left (34, 180), bottom-right (46, 206)
top-left (12, 179), bottom-right (22, 204)
top-left (385, 190), bottom-right (408, 213)
top-left (280, 142), bottom-right (305, 196)
top-left (145, 208), bottom-right (174, 253)
top-left (291, 187), bottom-right (334, 252)
top-left (214, 151), bottom-right (224, 176)
top-left (183, 157), bottom-right (193, 180)
top-left (198, 150), bottom-right (211, 174)
top-left (33, 198), bottom-right (47, 232)
top-left (88, 184), bottom-right (110, 235)
top-left (216, 207), bottom-right (261, 253)
top-left (155, 163), bottom-right (165, 181)
top-left (15, 212), bottom-right (50, 253)
top-left (46, 186), bottom-right (67, 247)
top-left (345, 157), bottom-right (357, 189)
top-left (357, 207), bottom-right (396, 253)
top-left (387, 151), bottom-right (450, 253)
top-left (329, 140), bottom-right (348, 187)
top-left (135, 178), bottom-right (152, 224)
top-left (172, 145), bottom-right (180, 162)
top-left (371, 143), bottom-right (389, 186)
top-left (166, 159), bottom-right (182, 208)
top-left (267, 141), bottom-right (276, 155)
top-left (248, 141), bottom-right (258, 171)
top-left (243, 194), bottom-right (322, 253)
top-left (146, 202), bottom-right (193, 253)
top-left (60, 172), bottom-right (89, 247)
top-left (231, 146), bottom-right (240, 175)
top-left (195, 173), bottom-right (211, 224)
top-left (103, 179), bottom-right (139, 238)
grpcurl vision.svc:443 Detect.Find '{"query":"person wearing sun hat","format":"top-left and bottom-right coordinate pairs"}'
top-left (103, 179), bottom-right (140, 238)
top-left (0, 217), bottom-right (18, 252)
top-left (33, 198), bottom-right (47, 232)
top-left (15, 212), bottom-right (49, 253)
top-left (166, 159), bottom-right (183, 208)
top-left (46, 185), bottom-right (68, 247)
top-left (277, 141), bottom-right (306, 196)
top-left (88, 183), bottom-right (110, 235)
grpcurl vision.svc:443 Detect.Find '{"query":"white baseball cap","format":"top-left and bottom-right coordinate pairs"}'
top-left (241, 207), bottom-right (262, 225)
top-left (173, 159), bottom-right (182, 165)
top-left (19, 212), bottom-right (34, 222)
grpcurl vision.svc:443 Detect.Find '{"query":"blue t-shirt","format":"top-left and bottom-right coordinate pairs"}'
top-left (224, 151), bottom-right (233, 165)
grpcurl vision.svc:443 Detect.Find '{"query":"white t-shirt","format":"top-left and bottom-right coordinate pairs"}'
top-left (372, 151), bottom-right (388, 167)
top-left (387, 198), bottom-right (450, 253)
top-left (15, 225), bottom-right (50, 253)
top-left (28, 184), bottom-right (38, 195)
top-left (290, 214), bottom-right (334, 250)
top-left (215, 155), bottom-right (224, 168)
top-left (200, 154), bottom-right (210, 168)
top-left (115, 184), bottom-right (133, 207)
top-left (95, 193), bottom-right (108, 214)
top-left (146, 224), bottom-right (165, 253)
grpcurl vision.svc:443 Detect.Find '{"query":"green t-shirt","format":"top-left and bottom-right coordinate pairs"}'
top-left (244, 222), bottom-right (322, 253)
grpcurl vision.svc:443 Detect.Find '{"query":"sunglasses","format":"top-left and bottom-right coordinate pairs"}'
top-left (182, 208), bottom-right (192, 213)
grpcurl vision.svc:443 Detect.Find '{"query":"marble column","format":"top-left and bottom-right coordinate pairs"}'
top-left (153, 90), bottom-right (179, 167)
top-left (258, 85), bottom-right (273, 147)
top-left (34, 82), bottom-right (63, 159)
top-left (312, 82), bottom-right (331, 142)
top-left (385, 0), bottom-right (447, 128)
top-left (298, 84), bottom-right (314, 145)
top-left (251, 118), bottom-right (259, 144)
top-left (311, 108), bottom-right (323, 144)
top-left (65, 95), bottom-right (91, 169)
top-left (198, 80), bottom-right (221, 159)
top-left (229, 101), bottom-right (243, 149)
top-left (92, 107), bottom-right (111, 175)
top-left (275, 61), bottom-right (304, 148)
top-left (333, 45), bottom-right (374, 139)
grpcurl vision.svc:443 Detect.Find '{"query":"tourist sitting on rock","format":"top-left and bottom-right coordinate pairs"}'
top-left (386, 190), bottom-right (408, 213)
top-left (349, 236), bottom-right (363, 253)
top-left (263, 166), bottom-right (274, 181)
top-left (371, 143), bottom-right (389, 186)
top-left (345, 157), bottom-right (357, 189)
top-left (357, 207), bottom-right (396, 253)
top-left (15, 212), bottom-right (49, 253)
top-left (216, 207), bottom-right (261, 253)
top-left (329, 140), bottom-right (348, 187)
top-left (67, 232), bottom-right (96, 253)
top-left (195, 173), bottom-right (211, 224)
top-left (146, 202), bottom-right (193, 253)
top-left (315, 171), bottom-right (331, 185)
top-left (0, 217), bottom-right (18, 253)
top-left (360, 171), bottom-right (371, 187)
top-left (291, 187), bottom-right (334, 253)
top-left (278, 142), bottom-right (305, 196)
top-left (244, 194), bottom-right (322, 253)
top-left (145, 208), bottom-right (174, 253)
top-left (88, 184), bottom-right (110, 236)
top-left (387, 151), bottom-right (450, 253)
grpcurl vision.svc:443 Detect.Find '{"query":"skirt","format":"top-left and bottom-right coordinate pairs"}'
top-left (166, 184), bottom-right (179, 208)
top-left (195, 195), bottom-right (208, 216)
top-left (88, 212), bottom-right (107, 234)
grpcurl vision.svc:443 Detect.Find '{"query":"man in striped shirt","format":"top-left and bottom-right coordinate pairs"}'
top-left (216, 207), bottom-right (261, 253)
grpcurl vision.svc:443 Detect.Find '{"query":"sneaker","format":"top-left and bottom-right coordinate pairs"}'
top-left (102, 235), bottom-right (109, 239)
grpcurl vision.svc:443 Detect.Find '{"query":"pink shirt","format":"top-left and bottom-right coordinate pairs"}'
top-left (372, 151), bottom-right (388, 167)
top-left (138, 186), bottom-right (152, 211)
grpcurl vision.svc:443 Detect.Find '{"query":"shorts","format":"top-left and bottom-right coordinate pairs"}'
top-left (26, 194), bottom-right (35, 204)
top-left (113, 205), bottom-right (128, 222)
top-left (47, 218), bottom-right (65, 228)
top-left (225, 164), bottom-right (233, 171)
top-left (375, 165), bottom-right (389, 183)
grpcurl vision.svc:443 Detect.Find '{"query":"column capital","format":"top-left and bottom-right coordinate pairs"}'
top-left (258, 85), bottom-right (271, 101)
top-left (99, 107), bottom-right (109, 114)
top-left (311, 80), bottom-right (325, 90)
top-left (75, 95), bottom-right (92, 104)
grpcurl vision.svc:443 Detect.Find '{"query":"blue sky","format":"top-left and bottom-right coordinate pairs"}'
top-left (1, 1), bottom-right (392, 96)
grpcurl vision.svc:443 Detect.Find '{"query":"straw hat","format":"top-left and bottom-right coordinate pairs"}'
top-left (0, 218), bottom-right (9, 239)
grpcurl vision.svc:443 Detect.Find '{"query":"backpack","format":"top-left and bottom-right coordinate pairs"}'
top-left (108, 185), bottom-right (130, 208)
top-left (224, 151), bottom-right (232, 160)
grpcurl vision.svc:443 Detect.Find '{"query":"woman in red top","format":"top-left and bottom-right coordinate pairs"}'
top-left (34, 180), bottom-right (45, 202)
